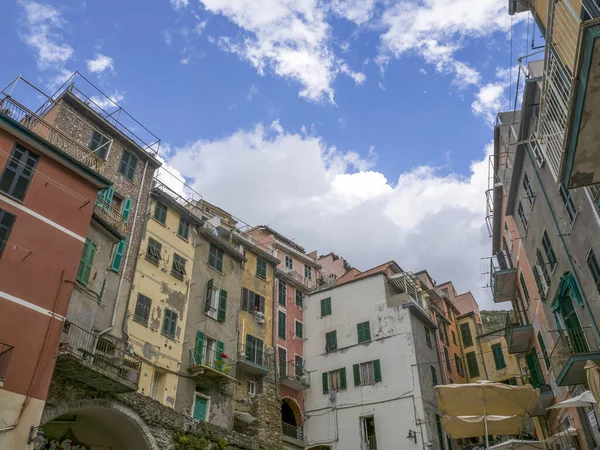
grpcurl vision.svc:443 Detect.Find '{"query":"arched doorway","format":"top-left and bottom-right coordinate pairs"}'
top-left (41, 400), bottom-right (157, 450)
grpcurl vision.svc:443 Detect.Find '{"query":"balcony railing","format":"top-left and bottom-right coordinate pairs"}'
top-left (0, 96), bottom-right (105, 174)
top-left (482, 250), bottom-right (517, 303)
top-left (549, 326), bottom-right (600, 385)
top-left (237, 341), bottom-right (271, 375)
top-left (188, 345), bottom-right (233, 377)
top-left (280, 359), bottom-right (310, 389)
top-left (282, 422), bottom-right (303, 441)
top-left (0, 342), bottom-right (14, 383)
top-left (58, 321), bottom-right (141, 388)
top-left (94, 198), bottom-right (127, 235)
top-left (278, 265), bottom-right (316, 289)
top-left (367, 436), bottom-right (377, 450)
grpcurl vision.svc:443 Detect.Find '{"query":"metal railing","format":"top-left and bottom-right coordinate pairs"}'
top-left (0, 342), bottom-right (14, 381)
top-left (188, 345), bottom-right (228, 373)
top-left (549, 326), bottom-right (600, 372)
top-left (367, 436), bottom-right (377, 450)
top-left (0, 96), bottom-right (105, 173)
top-left (280, 359), bottom-right (310, 387)
top-left (201, 220), bottom-right (244, 256)
top-left (94, 198), bottom-right (127, 235)
top-left (237, 341), bottom-right (271, 368)
top-left (482, 249), bottom-right (514, 291)
top-left (278, 265), bottom-right (316, 289)
top-left (282, 422), bottom-right (303, 440)
top-left (59, 321), bottom-right (141, 385)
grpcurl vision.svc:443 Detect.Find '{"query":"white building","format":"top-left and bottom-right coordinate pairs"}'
top-left (304, 262), bottom-right (446, 450)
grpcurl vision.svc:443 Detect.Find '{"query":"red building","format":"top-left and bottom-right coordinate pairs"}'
top-left (0, 85), bottom-right (110, 448)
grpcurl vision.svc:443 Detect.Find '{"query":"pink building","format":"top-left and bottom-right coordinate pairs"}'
top-left (317, 252), bottom-right (348, 280)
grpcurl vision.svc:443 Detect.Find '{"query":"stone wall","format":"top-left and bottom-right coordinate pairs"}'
top-left (44, 374), bottom-right (282, 450)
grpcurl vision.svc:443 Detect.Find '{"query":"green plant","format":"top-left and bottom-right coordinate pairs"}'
top-left (213, 438), bottom-right (228, 450)
top-left (174, 433), bottom-right (209, 450)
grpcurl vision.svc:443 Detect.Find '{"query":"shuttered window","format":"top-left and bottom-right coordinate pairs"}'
top-left (208, 244), bottom-right (224, 272)
top-left (492, 343), bottom-right (506, 369)
top-left (357, 321), bottom-right (371, 343)
top-left (353, 360), bottom-right (382, 386)
top-left (295, 290), bottom-right (303, 307)
top-left (541, 231), bottom-right (557, 271)
top-left (134, 294), bottom-right (151, 325)
top-left (425, 326), bottom-right (432, 348)
top-left (110, 238), bottom-right (127, 272)
top-left (171, 253), bottom-right (187, 280)
top-left (146, 237), bottom-right (162, 265)
top-left (444, 346), bottom-right (452, 372)
top-left (460, 323), bottom-right (473, 347)
top-left (321, 297), bottom-right (332, 316)
top-left (322, 368), bottom-right (346, 393)
top-left (154, 200), bottom-right (168, 225)
top-left (118, 150), bottom-right (137, 181)
top-left (325, 330), bottom-right (337, 352)
top-left (245, 334), bottom-right (264, 365)
top-left (466, 352), bottom-right (480, 378)
top-left (177, 218), bottom-right (190, 240)
top-left (76, 238), bottom-right (97, 286)
top-left (241, 288), bottom-right (265, 313)
top-left (278, 311), bottom-right (286, 339)
top-left (256, 257), bottom-right (267, 279)
top-left (0, 209), bottom-right (16, 258)
top-left (278, 280), bottom-right (287, 306)
top-left (431, 365), bottom-right (438, 386)
top-left (295, 320), bottom-right (303, 339)
top-left (121, 197), bottom-right (132, 224)
top-left (0, 144), bottom-right (39, 201)
top-left (162, 309), bottom-right (177, 338)
top-left (88, 130), bottom-right (111, 159)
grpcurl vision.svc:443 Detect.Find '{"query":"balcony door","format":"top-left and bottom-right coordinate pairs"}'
top-left (558, 293), bottom-right (589, 354)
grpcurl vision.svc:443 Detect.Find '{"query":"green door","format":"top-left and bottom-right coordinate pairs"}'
top-left (560, 294), bottom-right (588, 353)
top-left (193, 396), bottom-right (207, 421)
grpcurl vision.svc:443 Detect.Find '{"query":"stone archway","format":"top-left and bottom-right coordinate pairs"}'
top-left (281, 397), bottom-right (302, 426)
top-left (41, 399), bottom-right (159, 450)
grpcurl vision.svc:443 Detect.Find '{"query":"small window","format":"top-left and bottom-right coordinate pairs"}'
top-left (523, 174), bottom-right (534, 206)
top-left (162, 309), bottom-right (178, 338)
top-left (325, 330), bottom-right (337, 352)
top-left (451, 330), bottom-right (457, 345)
top-left (444, 346), bottom-right (452, 372)
top-left (256, 257), bottom-right (267, 279)
top-left (76, 238), bottom-right (97, 286)
top-left (354, 360), bottom-right (382, 386)
top-left (324, 368), bottom-right (346, 392)
top-left (177, 217), bottom-right (190, 240)
top-left (0, 144), bottom-right (39, 201)
top-left (587, 249), bottom-right (600, 293)
top-left (321, 297), bottom-right (332, 317)
top-left (110, 238), bottom-right (126, 273)
top-left (208, 244), bottom-right (224, 272)
top-left (460, 323), bottom-right (473, 347)
top-left (520, 272), bottom-right (531, 305)
top-left (0, 209), bottom-right (16, 258)
top-left (517, 201), bottom-right (528, 231)
top-left (541, 231), bottom-right (557, 272)
top-left (466, 351), bottom-right (480, 378)
top-left (425, 326), bottom-right (432, 348)
top-left (304, 264), bottom-right (312, 280)
top-left (278, 311), bottom-right (286, 339)
top-left (248, 380), bottom-right (256, 396)
top-left (559, 183), bottom-right (577, 225)
top-left (455, 354), bottom-right (464, 376)
top-left (295, 290), bottom-right (303, 308)
top-left (134, 294), bottom-right (152, 325)
top-left (357, 321), bottom-right (371, 343)
top-left (241, 288), bottom-right (265, 314)
top-left (88, 130), bottom-right (111, 160)
top-left (361, 416), bottom-right (377, 449)
top-left (118, 150), bottom-right (138, 181)
top-left (171, 253), bottom-right (187, 280)
top-left (278, 347), bottom-right (287, 377)
top-left (285, 255), bottom-right (293, 270)
top-left (204, 280), bottom-right (227, 322)
top-left (154, 200), bottom-right (168, 225)
top-left (278, 280), bottom-right (287, 307)
top-left (146, 237), bottom-right (162, 265)
top-left (295, 320), bottom-right (303, 339)
top-left (431, 365), bottom-right (438, 386)
top-left (492, 343), bottom-right (506, 369)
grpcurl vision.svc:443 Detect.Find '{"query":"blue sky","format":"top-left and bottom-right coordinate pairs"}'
top-left (0, 0), bottom-right (539, 309)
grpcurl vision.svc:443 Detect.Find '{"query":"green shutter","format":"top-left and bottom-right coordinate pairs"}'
top-left (76, 239), bottom-right (90, 283)
top-left (246, 335), bottom-right (254, 361)
top-left (374, 359), bottom-right (382, 382)
top-left (322, 372), bottom-right (329, 394)
top-left (353, 363), bottom-right (361, 386)
top-left (205, 279), bottom-right (213, 313)
top-left (95, 187), bottom-right (107, 206)
top-left (321, 297), bottom-right (331, 316)
top-left (121, 197), bottom-right (133, 224)
top-left (278, 311), bottom-right (286, 339)
top-left (110, 238), bottom-right (126, 272)
top-left (256, 338), bottom-right (264, 365)
top-left (77, 239), bottom-right (96, 286)
top-left (104, 186), bottom-right (114, 212)
top-left (216, 340), bottom-right (225, 369)
top-left (194, 331), bottom-right (205, 364)
top-left (340, 367), bottom-right (347, 390)
top-left (357, 322), bottom-right (371, 343)
top-left (217, 289), bottom-right (227, 322)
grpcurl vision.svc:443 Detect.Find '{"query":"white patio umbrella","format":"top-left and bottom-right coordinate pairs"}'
top-left (546, 390), bottom-right (596, 410)
top-left (488, 439), bottom-right (547, 449)
top-left (585, 360), bottom-right (600, 403)
top-left (441, 414), bottom-right (526, 439)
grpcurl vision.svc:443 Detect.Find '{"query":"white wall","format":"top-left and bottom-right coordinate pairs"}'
top-left (304, 274), bottom-right (439, 450)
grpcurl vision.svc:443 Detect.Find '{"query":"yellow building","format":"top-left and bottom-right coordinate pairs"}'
top-left (126, 182), bottom-right (200, 408)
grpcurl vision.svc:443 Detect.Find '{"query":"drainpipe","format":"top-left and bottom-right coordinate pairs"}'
top-left (100, 159), bottom-right (149, 337)
top-left (273, 274), bottom-right (281, 402)
top-left (523, 143), bottom-right (600, 342)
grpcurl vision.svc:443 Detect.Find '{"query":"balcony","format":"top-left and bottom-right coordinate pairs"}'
top-left (93, 198), bottom-right (127, 237)
top-left (529, 384), bottom-right (556, 416)
top-left (282, 423), bottom-right (304, 447)
top-left (538, 0), bottom-right (600, 187)
top-left (55, 322), bottom-right (141, 393)
top-left (187, 346), bottom-right (236, 382)
top-left (236, 342), bottom-right (271, 375)
top-left (0, 342), bottom-right (14, 387)
top-left (367, 436), bottom-right (378, 450)
top-left (279, 360), bottom-right (310, 390)
top-left (505, 313), bottom-right (533, 354)
top-left (549, 326), bottom-right (600, 386)
top-left (483, 250), bottom-right (517, 303)
top-left (277, 265), bottom-right (316, 290)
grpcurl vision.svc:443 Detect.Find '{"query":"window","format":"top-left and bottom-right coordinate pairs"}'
top-left (204, 280), bottom-right (227, 322)
top-left (248, 380), bottom-right (256, 396)
top-left (492, 343), bottom-right (506, 369)
top-left (162, 309), bottom-right (177, 338)
top-left (590, 185), bottom-right (600, 214)
top-left (517, 201), bottom-right (528, 231)
top-left (202, 336), bottom-right (218, 367)
top-left (425, 326), bottom-right (432, 348)
top-left (177, 218), bottom-right (190, 240)
top-left (431, 365), bottom-right (438, 386)
top-left (520, 272), bottom-right (531, 306)
top-left (295, 290), bottom-right (303, 308)
top-left (154, 200), bottom-right (168, 225)
top-left (455, 354), bottom-right (464, 376)
top-left (76, 238), bottom-right (97, 286)
top-left (241, 288), bottom-right (265, 314)
top-left (353, 360), bottom-right (382, 386)
top-left (357, 321), bottom-right (371, 343)
top-left (536, 249), bottom-right (551, 289)
top-left (245, 334), bottom-right (264, 365)
top-left (110, 238), bottom-right (126, 272)
top-left (295, 355), bottom-right (304, 377)
top-left (466, 352), bottom-right (480, 378)
top-left (451, 330), bottom-right (457, 345)
top-left (325, 330), bottom-right (337, 352)
top-left (150, 370), bottom-right (163, 400)
top-left (559, 184), bottom-right (577, 224)
top-left (523, 174), bottom-right (535, 206)
top-left (285, 255), bottom-right (293, 270)
top-left (146, 237), bottom-right (162, 265)
top-left (361, 416), bottom-right (377, 450)
top-left (460, 323), bottom-right (473, 347)
top-left (438, 317), bottom-right (448, 345)
top-left (278, 347), bottom-right (287, 377)
top-left (322, 368), bottom-right (346, 393)
top-left (304, 264), bottom-right (312, 280)
top-left (444, 346), bottom-right (452, 372)
top-left (0, 144), bottom-right (39, 201)
top-left (537, 332), bottom-right (551, 370)
top-left (541, 231), bottom-right (557, 272)
top-left (171, 253), bottom-right (187, 280)
top-left (278, 311), bottom-right (286, 339)
top-left (0, 209), bottom-right (16, 258)
top-left (193, 393), bottom-right (209, 421)
top-left (587, 249), bottom-right (600, 293)
top-left (255, 257), bottom-right (267, 279)
top-left (134, 294), bottom-right (151, 325)
top-left (278, 280), bottom-right (287, 307)
top-left (449, 378), bottom-right (454, 384)
top-left (321, 297), bottom-right (332, 316)
top-left (295, 320), bottom-right (303, 339)
top-left (88, 130), bottom-right (111, 159)
top-left (208, 244), bottom-right (224, 272)
top-left (118, 150), bottom-right (137, 180)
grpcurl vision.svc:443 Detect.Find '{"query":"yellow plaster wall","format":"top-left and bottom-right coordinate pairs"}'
top-left (127, 196), bottom-right (196, 408)
top-left (478, 336), bottom-right (522, 384)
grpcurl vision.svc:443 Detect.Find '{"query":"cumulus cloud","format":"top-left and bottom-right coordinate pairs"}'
top-left (86, 54), bottom-right (115, 73)
top-left (165, 121), bottom-right (497, 308)
top-left (471, 82), bottom-right (506, 125)
top-left (89, 91), bottom-right (125, 110)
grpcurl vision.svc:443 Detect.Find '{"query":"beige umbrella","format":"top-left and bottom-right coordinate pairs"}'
top-left (585, 360), bottom-right (600, 403)
top-left (488, 439), bottom-right (547, 449)
top-left (441, 415), bottom-right (526, 439)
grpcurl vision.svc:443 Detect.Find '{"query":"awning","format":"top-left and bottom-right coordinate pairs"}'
top-left (441, 415), bottom-right (525, 439)
top-left (488, 439), bottom-right (547, 449)
top-left (546, 390), bottom-right (597, 410)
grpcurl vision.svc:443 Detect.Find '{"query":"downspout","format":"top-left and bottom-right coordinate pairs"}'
top-left (273, 274), bottom-right (281, 402)
top-left (523, 143), bottom-right (600, 342)
top-left (100, 159), bottom-right (149, 337)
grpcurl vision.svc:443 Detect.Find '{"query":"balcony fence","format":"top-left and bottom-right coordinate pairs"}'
top-left (282, 422), bottom-right (303, 441)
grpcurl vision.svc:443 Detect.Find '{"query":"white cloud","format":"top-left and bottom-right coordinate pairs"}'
top-left (247, 84), bottom-right (258, 100)
top-left (180, 56), bottom-right (191, 65)
top-left (18, 0), bottom-right (74, 70)
top-left (45, 67), bottom-right (74, 90)
top-left (166, 121), bottom-right (498, 309)
top-left (471, 82), bottom-right (506, 125)
top-left (419, 68), bottom-right (427, 75)
top-left (171, 0), bottom-right (189, 9)
top-left (86, 54), bottom-right (115, 73)
top-left (89, 91), bottom-right (125, 110)
top-left (330, 0), bottom-right (378, 25)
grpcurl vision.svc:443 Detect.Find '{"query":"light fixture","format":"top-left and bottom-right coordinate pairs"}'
top-left (27, 426), bottom-right (46, 450)
top-left (407, 429), bottom-right (417, 444)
